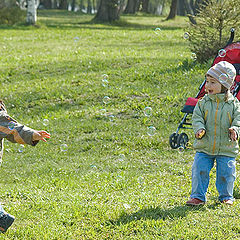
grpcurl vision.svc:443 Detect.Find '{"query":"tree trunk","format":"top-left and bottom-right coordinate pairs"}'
top-left (183, 0), bottom-right (196, 24)
top-left (94, 0), bottom-right (120, 22)
top-left (26, 0), bottom-right (37, 25)
top-left (58, 0), bottom-right (67, 9)
top-left (92, 0), bottom-right (96, 13)
top-left (141, 0), bottom-right (149, 13)
top-left (124, 0), bottom-right (139, 14)
top-left (177, 0), bottom-right (185, 16)
top-left (166, 0), bottom-right (177, 20)
top-left (71, 0), bottom-right (75, 11)
top-left (80, 0), bottom-right (84, 12)
top-left (87, 0), bottom-right (92, 13)
top-left (40, 0), bottom-right (52, 9)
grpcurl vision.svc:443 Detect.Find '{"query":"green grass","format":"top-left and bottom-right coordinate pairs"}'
top-left (0, 10), bottom-right (239, 239)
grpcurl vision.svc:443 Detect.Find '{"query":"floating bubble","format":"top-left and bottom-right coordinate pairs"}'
top-left (218, 49), bottom-right (226, 58)
top-left (103, 96), bottom-right (110, 104)
top-left (74, 36), bottom-right (79, 42)
top-left (102, 79), bottom-right (109, 87)
top-left (228, 160), bottom-right (235, 168)
top-left (138, 176), bottom-right (144, 185)
top-left (108, 114), bottom-right (115, 122)
top-left (90, 164), bottom-right (97, 169)
top-left (219, 73), bottom-right (229, 84)
top-left (18, 145), bottom-right (25, 153)
top-left (227, 68), bottom-right (236, 79)
top-left (147, 126), bottom-right (156, 136)
top-left (100, 108), bottom-right (107, 116)
top-left (183, 32), bottom-right (190, 40)
top-left (144, 107), bottom-right (152, 117)
top-left (118, 154), bottom-right (125, 161)
top-left (60, 144), bottom-right (68, 152)
top-left (43, 119), bottom-right (49, 126)
top-left (102, 74), bottom-right (108, 80)
top-left (178, 145), bottom-right (185, 153)
top-left (123, 203), bottom-right (131, 209)
top-left (8, 121), bottom-right (16, 130)
top-left (191, 53), bottom-right (197, 60)
top-left (154, 28), bottom-right (161, 35)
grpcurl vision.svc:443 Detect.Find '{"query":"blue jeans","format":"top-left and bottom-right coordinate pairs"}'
top-left (191, 152), bottom-right (236, 202)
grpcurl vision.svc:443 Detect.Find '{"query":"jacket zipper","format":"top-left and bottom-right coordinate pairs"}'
top-left (212, 99), bottom-right (219, 154)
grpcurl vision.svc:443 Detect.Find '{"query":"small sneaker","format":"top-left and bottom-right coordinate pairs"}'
top-left (222, 199), bottom-right (233, 205)
top-left (0, 213), bottom-right (15, 233)
top-left (186, 198), bottom-right (205, 206)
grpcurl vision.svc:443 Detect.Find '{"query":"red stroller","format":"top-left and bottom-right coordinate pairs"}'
top-left (169, 29), bottom-right (240, 149)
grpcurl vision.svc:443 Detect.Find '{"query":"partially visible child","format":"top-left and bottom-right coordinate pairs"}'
top-left (0, 100), bottom-right (50, 233)
top-left (186, 61), bottom-right (240, 206)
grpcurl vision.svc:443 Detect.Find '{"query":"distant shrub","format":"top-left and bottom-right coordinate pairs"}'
top-left (187, 0), bottom-right (240, 63)
top-left (0, 7), bottom-right (25, 25)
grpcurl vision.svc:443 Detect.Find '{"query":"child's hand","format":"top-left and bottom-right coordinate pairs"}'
top-left (229, 128), bottom-right (237, 141)
top-left (33, 131), bottom-right (51, 142)
top-left (196, 129), bottom-right (205, 139)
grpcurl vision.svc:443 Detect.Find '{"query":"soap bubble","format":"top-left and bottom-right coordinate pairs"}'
top-left (43, 119), bottom-right (49, 126)
top-left (178, 145), bottom-right (185, 153)
top-left (102, 74), bottom-right (109, 87)
top-left (18, 145), bottom-right (24, 153)
top-left (100, 109), bottom-right (107, 116)
top-left (108, 114), bottom-right (115, 122)
top-left (227, 68), bottom-right (236, 79)
top-left (74, 36), bottom-right (79, 42)
top-left (147, 126), bottom-right (156, 136)
top-left (60, 144), bottom-right (68, 152)
top-left (183, 32), bottom-right (190, 40)
top-left (8, 121), bottom-right (16, 130)
top-left (118, 154), bottom-right (125, 161)
top-left (138, 176), bottom-right (144, 185)
top-left (191, 53), bottom-right (197, 60)
top-left (102, 74), bottom-right (108, 80)
top-left (103, 96), bottom-right (110, 104)
top-left (218, 49), bottom-right (226, 58)
top-left (102, 79), bottom-right (109, 87)
top-left (219, 73), bottom-right (229, 84)
top-left (123, 203), bottom-right (131, 209)
top-left (154, 28), bottom-right (161, 35)
top-left (144, 107), bottom-right (152, 117)
top-left (228, 160), bottom-right (235, 168)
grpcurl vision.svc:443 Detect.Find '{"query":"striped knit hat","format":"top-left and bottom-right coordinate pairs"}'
top-left (207, 61), bottom-right (236, 89)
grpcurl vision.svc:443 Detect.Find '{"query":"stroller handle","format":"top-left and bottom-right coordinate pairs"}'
top-left (226, 28), bottom-right (235, 46)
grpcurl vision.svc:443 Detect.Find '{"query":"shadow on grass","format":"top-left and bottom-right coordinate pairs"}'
top-left (109, 203), bottom-right (220, 225)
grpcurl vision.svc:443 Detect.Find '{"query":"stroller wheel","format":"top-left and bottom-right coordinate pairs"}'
top-left (169, 133), bottom-right (179, 149)
top-left (177, 133), bottom-right (189, 149)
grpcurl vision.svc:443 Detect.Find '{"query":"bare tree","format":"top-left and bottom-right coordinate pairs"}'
top-left (94, 0), bottom-right (120, 22)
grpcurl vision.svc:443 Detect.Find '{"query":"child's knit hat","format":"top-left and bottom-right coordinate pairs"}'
top-left (206, 61), bottom-right (236, 89)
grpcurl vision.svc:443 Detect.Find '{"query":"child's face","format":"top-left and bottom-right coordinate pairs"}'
top-left (205, 75), bottom-right (222, 95)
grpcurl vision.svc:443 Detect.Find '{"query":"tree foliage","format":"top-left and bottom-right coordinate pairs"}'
top-left (187, 0), bottom-right (240, 63)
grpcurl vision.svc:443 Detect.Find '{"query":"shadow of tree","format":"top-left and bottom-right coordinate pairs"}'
top-left (108, 203), bottom-right (220, 226)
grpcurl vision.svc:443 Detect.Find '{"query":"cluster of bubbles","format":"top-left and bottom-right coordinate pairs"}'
top-left (144, 107), bottom-right (156, 136)
top-left (101, 74), bottom-right (115, 122)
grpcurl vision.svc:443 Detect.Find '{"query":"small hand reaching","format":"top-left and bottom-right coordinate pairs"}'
top-left (229, 128), bottom-right (237, 141)
top-left (196, 129), bottom-right (206, 139)
top-left (33, 131), bottom-right (51, 142)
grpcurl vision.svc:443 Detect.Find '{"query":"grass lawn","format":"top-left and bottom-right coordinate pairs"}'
top-left (0, 10), bottom-right (239, 239)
